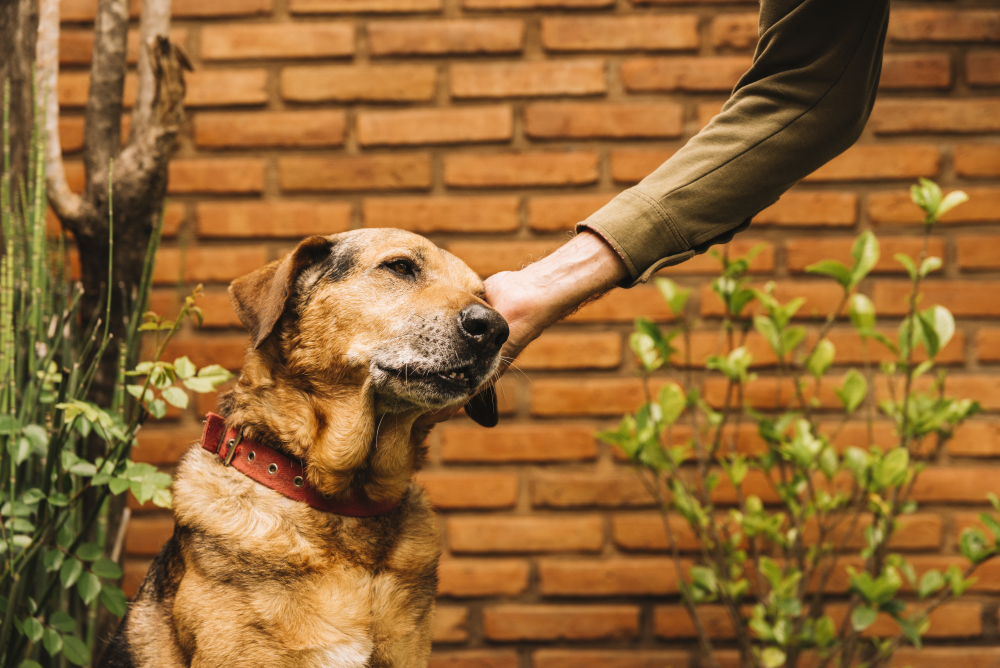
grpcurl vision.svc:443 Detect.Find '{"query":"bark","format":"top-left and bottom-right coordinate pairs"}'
top-left (0, 0), bottom-right (38, 196)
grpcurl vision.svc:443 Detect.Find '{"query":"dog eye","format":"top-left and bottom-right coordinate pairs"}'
top-left (385, 259), bottom-right (416, 277)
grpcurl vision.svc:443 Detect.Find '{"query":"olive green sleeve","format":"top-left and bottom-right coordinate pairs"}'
top-left (578, 0), bottom-right (890, 286)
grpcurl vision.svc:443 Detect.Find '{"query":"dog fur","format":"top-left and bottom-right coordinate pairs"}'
top-left (99, 229), bottom-right (506, 668)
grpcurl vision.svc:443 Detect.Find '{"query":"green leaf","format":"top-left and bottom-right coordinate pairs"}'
top-left (173, 356), bottom-right (196, 379)
top-left (911, 178), bottom-right (942, 218)
top-left (936, 189), bottom-right (969, 219)
top-left (760, 647), bottom-right (787, 668)
top-left (48, 611), bottom-right (76, 633)
top-left (22, 616), bottom-right (44, 642)
top-left (92, 558), bottom-right (123, 579)
top-left (895, 253), bottom-right (918, 281)
top-left (850, 230), bottom-right (880, 287)
top-left (60, 558), bottom-right (83, 589)
top-left (126, 384), bottom-right (153, 402)
top-left (849, 293), bottom-right (876, 335)
top-left (754, 315), bottom-right (782, 358)
top-left (42, 627), bottom-right (62, 655)
top-left (75, 542), bottom-right (101, 561)
top-left (959, 528), bottom-right (992, 564)
top-left (47, 492), bottom-right (68, 507)
top-left (654, 277), bottom-right (691, 316)
top-left (101, 584), bottom-right (128, 618)
top-left (109, 477), bottom-right (130, 495)
top-left (43, 549), bottom-right (64, 572)
top-left (835, 369), bottom-right (868, 415)
top-left (807, 339), bottom-right (835, 379)
top-left (876, 448), bottom-right (909, 489)
top-left (658, 383), bottom-right (686, 426)
top-left (919, 256), bottom-right (942, 278)
top-left (19, 661), bottom-right (43, 668)
top-left (629, 331), bottom-right (662, 372)
top-left (815, 615), bottom-right (836, 647)
top-left (161, 386), bottom-right (189, 410)
top-left (22, 424), bottom-right (48, 454)
top-left (921, 305), bottom-right (955, 356)
top-left (147, 399), bottom-right (167, 419)
top-left (77, 571), bottom-right (102, 605)
top-left (61, 635), bottom-right (90, 666)
top-left (918, 569), bottom-right (945, 599)
top-left (852, 606), bottom-right (878, 632)
top-left (806, 259), bottom-right (852, 288)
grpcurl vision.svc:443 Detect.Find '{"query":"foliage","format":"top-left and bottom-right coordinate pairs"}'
top-left (600, 179), bottom-right (991, 668)
top-left (0, 83), bottom-right (231, 667)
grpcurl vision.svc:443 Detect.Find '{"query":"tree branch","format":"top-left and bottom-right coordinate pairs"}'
top-left (129, 0), bottom-right (172, 140)
top-left (37, 0), bottom-right (84, 228)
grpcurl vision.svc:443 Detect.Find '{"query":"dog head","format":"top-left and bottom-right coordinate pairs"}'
top-left (228, 229), bottom-right (507, 426)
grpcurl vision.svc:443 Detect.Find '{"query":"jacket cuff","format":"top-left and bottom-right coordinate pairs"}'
top-left (576, 188), bottom-right (694, 287)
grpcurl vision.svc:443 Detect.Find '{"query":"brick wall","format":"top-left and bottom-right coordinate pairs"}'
top-left (56, 0), bottom-right (1000, 665)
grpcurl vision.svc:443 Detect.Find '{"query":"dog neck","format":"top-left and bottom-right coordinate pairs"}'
top-left (220, 347), bottom-right (424, 504)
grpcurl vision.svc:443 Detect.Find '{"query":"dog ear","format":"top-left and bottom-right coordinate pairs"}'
top-left (228, 235), bottom-right (333, 349)
top-left (463, 384), bottom-right (498, 428)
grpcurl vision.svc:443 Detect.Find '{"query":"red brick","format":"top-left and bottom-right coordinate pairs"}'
top-left (446, 240), bottom-right (561, 277)
top-left (541, 16), bottom-right (699, 52)
top-left (654, 605), bottom-right (734, 639)
top-left (891, 648), bottom-right (1000, 668)
top-left (428, 651), bottom-right (518, 668)
top-left (532, 650), bottom-right (691, 668)
top-left (281, 155), bottom-right (432, 192)
top-left (870, 99), bottom-right (1000, 134)
top-left (911, 467), bottom-right (1000, 503)
top-left (697, 100), bottom-right (726, 129)
top-left (968, 51), bottom-right (1000, 86)
top-left (59, 72), bottom-right (136, 108)
top-left (802, 513), bottom-right (943, 551)
top-left (439, 424), bottom-right (598, 463)
top-left (658, 239), bottom-right (774, 275)
top-left (169, 159), bottom-right (265, 194)
top-left (786, 236), bottom-right (944, 274)
top-left (154, 247), bottom-right (267, 285)
top-left (753, 192), bottom-right (857, 226)
top-left (444, 152), bottom-right (598, 188)
top-left (186, 70), bottom-right (269, 107)
top-left (200, 23), bottom-right (354, 60)
top-left (823, 327), bottom-right (964, 366)
top-left (828, 601), bottom-right (982, 638)
top-left (437, 560), bottom-right (529, 598)
top-left (450, 60), bottom-right (605, 98)
top-left (126, 515), bottom-right (173, 556)
top-left (59, 28), bottom-right (188, 65)
top-left (197, 201), bottom-right (352, 238)
top-left (874, 280), bottom-right (1000, 317)
top-left (173, 0), bottom-right (272, 16)
top-left (123, 559), bottom-right (151, 598)
top-left (803, 145), bottom-right (940, 182)
top-left (621, 56), bottom-right (750, 92)
top-left (531, 472), bottom-right (653, 508)
top-left (194, 110), bottom-right (345, 148)
top-left (980, 328), bottom-right (1000, 364)
top-left (711, 13), bottom-right (758, 49)
top-left (517, 331), bottom-right (622, 370)
top-left (416, 471), bottom-right (518, 509)
top-left (870, 188), bottom-right (1000, 225)
top-left (433, 606), bottom-right (469, 643)
top-left (363, 197), bottom-right (518, 233)
top-left (162, 335), bottom-right (248, 370)
top-left (566, 285), bottom-right (675, 323)
top-left (959, 235), bottom-right (1000, 270)
top-left (149, 290), bottom-right (241, 329)
top-left (132, 425), bottom-right (202, 465)
top-left (950, 420), bottom-right (1000, 457)
top-left (281, 65), bottom-right (437, 102)
top-left (889, 10), bottom-right (1000, 43)
top-left (464, 0), bottom-right (611, 8)
top-left (291, 0), bottom-right (440, 12)
top-left (701, 281), bottom-right (843, 319)
top-left (357, 106), bottom-right (512, 146)
top-left (531, 378), bottom-right (656, 417)
top-left (527, 193), bottom-right (617, 231)
top-left (539, 558), bottom-right (685, 596)
top-left (955, 144), bottom-right (1000, 177)
top-left (610, 149), bottom-right (677, 184)
top-left (447, 516), bottom-right (603, 553)
top-left (58, 116), bottom-right (85, 153)
top-left (368, 20), bottom-right (524, 56)
top-left (880, 53), bottom-right (952, 90)
top-left (483, 605), bottom-right (638, 641)
top-left (525, 102), bottom-right (682, 139)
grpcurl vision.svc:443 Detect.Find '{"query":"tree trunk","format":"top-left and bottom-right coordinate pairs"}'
top-left (0, 0), bottom-right (37, 198)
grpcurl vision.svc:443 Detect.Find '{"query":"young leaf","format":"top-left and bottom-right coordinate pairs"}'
top-left (935, 189), bottom-right (969, 220)
top-left (876, 448), bottom-right (909, 489)
top-left (760, 647), bottom-right (787, 668)
top-left (807, 339), bottom-right (835, 379)
top-left (894, 253), bottom-right (918, 281)
top-left (658, 383), bottom-right (686, 426)
top-left (654, 277), bottom-right (691, 316)
top-left (850, 230), bottom-right (880, 287)
top-left (805, 259), bottom-right (852, 288)
top-left (918, 569), bottom-right (945, 599)
top-left (173, 355), bottom-right (196, 379)
top-left (630, 332), bottom-right (662, 372)
top-left (919, 256), bottom-right (942, 278)
top-left (851, 606), bottom-right (878, 632)
top-left (911, 178), bottom-right (942, 218)
top-left (834, 369), bottom-right (868, 415)
top-left (849, 293), bottom-right (876, 335)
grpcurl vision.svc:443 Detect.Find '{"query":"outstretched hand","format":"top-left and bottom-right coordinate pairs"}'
top-left (414, 230), bottom-right (629, 429)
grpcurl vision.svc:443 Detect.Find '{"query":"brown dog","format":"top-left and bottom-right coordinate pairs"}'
top-left (99, 228), bottom-right (507, 668)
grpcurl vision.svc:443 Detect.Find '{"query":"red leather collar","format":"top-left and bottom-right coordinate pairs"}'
top-left (199, 413), bottom-right (401, 517)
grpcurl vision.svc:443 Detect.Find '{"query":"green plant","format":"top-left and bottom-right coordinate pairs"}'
top-left (600, 179), bottom-right (994, 668)
top-left (0, 82), bottom-right (231, 667)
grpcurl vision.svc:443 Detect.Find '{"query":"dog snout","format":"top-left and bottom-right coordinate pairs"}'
top-left (457, 304), bottom-right (509, 350)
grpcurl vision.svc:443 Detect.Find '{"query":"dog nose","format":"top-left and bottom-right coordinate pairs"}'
top-left (457, 304), bottom-right (509, 349)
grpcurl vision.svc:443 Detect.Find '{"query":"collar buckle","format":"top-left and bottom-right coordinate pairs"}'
top-left (222, 432), bottom-right (244, 467)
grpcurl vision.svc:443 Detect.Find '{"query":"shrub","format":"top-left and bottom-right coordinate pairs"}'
top-left (600, 179), bottom-right (998, 668)
top-left (0, 83), bottom-right (230, 668)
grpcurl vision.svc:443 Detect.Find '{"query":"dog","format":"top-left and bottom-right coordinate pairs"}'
top-left (99, 228), bottom-right (508, 668)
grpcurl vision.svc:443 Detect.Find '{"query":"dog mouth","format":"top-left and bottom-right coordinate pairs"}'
top-left (376, 362), bottom-right (480, 398)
